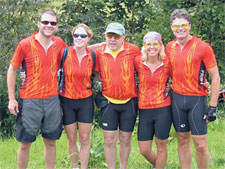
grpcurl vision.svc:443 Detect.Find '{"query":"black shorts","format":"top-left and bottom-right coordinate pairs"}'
top-left (138, 106), bottom-right (172, 141)
top-left (172, 92), bottom-right (208, 135)
top-left (101, 98), bottom-right (138, 132)
top-left (60, 95), bottom-right (94, 125)
top-left (16, 96), bottom-right (63, 143)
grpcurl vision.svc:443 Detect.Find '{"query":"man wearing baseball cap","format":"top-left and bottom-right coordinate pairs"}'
top-left (95, 22), bottom-right (141, 169)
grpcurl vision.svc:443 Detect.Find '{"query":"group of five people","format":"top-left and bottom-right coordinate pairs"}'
top-left (7, 8), bottom-right (220, 169)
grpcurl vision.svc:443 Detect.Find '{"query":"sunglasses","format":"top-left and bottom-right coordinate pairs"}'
top-left (40, 21), bottom-right (58, 26)
top-left (145, 42), bottom-right (159, 48)
top-left (73, 34), bottom-right (88, 38)
top-left (106, 33), bottom-right (121, 40)
top-left (172, 23), bottom-right (189, 30)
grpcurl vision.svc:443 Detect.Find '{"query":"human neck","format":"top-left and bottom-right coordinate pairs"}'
top-left (36, 32), bottom-right (52, 48)
top-left (74, 46), bottom-right (86, 56)
top-left (177, 35), bottom-right (193, 47)
top-left (147, 55), bottom-right (160, 64)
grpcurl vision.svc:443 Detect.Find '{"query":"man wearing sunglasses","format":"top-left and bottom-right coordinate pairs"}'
top-left (7, 10), bottom-right (66, 169)
top-left (95, 22), bottom-right (141, 169)
top-left (166, 9), bottom-right (220, 169)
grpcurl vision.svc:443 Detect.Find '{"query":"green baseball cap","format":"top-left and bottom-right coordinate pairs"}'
top-left (105, 22), bottom-right (125, 35)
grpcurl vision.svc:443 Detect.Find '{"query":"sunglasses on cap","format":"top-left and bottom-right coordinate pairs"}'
top-left (40, 21), bottom-right (58, 26)
top-left (145, 42), bottom-right (159, 48)
top-left (73, 34), bottom-right (88, 38)
top-left (106, 33), bottom-right (121, 40)
top-left (172, 23), bottom-right (189, 30)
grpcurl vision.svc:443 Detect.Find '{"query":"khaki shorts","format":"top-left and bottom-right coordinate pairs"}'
top-left (16, 95), bottom-right (63, 143)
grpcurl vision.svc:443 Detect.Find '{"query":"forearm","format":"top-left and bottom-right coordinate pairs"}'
top-left (7, 64), bottom-right (18, 101)
top-left (209, 75), bottom-right (220, 107)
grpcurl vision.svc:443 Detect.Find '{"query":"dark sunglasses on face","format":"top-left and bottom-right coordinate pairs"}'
top-left (40, 21), bottom-right (58, 26)
top-left (106, 33), bottom-right (121, 40)
top-left (73, 34), bottom-right (88, 38)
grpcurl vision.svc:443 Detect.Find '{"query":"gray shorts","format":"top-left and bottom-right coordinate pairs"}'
top-left (16, 95), bottom-right (63, 143)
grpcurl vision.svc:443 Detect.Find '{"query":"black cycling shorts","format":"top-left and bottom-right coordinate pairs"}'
top-left (101, 98), bottom-right (138, 132)
top-left (172, 92), bottom-right (208, 135)
top-left (138, 106), bottom-right (172, 141)
top-left (60, 95), bottom-right (94, 125)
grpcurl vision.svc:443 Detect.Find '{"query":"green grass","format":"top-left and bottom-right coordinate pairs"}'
top-left (0, 119), bottom-right (225, 169)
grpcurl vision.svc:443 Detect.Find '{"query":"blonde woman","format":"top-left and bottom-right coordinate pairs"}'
top-left (59, 23), bottom-right (94, 169)
top-left (134, 31), bottom-right (172, 168)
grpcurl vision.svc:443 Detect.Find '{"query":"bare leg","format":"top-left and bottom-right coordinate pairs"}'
top-left (43, 138), bottom-right (56, 169)
top-left (78, 122), bottom-right (92, 169)
top-left (155, 137), bottom-right (168, 169)
top-left (192, 134), bottom-right (209, 169)
top-left (17, 142), bottom-right (32, 169)
top-left (64, 123), bottom-right (79, 168)
top-left (119, 130), bottom-right (132, 169)
top-left (104, 130), bottom-right (117, 169)
top-left (177, 132), bottom-right (192, 169)
top-left (138, 140), bottom-right (156, 167)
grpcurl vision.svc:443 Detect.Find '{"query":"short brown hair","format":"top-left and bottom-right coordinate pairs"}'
top-left (170, 9), bottom-right (191, 25)
top-left (71, 23), bottom-right (93, 40)
top-left (39, 10), bottom-right (57, 22)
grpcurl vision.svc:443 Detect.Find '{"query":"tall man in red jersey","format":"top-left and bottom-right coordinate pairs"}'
top-left (95, 22), bottom-right (141, 169)
top-left (166, 9), bottom-right (220, 169)
top-left (7, 10), bottom-right (66, 169)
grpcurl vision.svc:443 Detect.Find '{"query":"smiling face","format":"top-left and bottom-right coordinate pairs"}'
top-left (171, 18), bottom-right (191, 41)
top-left (144, 40), bottom-right (161, 58)
top-left (73, 27), bottom-right (90, 48)
top-left (105, 33), bottom-right (125, 51)
top-left (37, 13), bottom-right (58, 38)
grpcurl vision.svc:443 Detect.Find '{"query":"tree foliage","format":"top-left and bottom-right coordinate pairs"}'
top-left (0, 0), bottom-right (224, 138)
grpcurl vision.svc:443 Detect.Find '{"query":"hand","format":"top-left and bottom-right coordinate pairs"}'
top-left (204, 106), bottom-right (217, 122)
top-left (8, 99), bottom-right (19, 115)
top-left (20, 70), bottom-right (26, 84)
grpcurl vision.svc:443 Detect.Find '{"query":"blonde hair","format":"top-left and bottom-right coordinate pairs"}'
top-left (71, 23), bottom-right (93, 40)
top-left (141, 41), bottom-right (166, 61)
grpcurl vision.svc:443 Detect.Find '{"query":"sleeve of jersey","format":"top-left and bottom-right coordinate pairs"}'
top-left (134, 56), bottom-right (141, 71)
top-left (95, 49), bottom-right (100, 72)
top-left (203, 44), bottom-right (217, 70)
top-left (10, 42), bottom-right (25, 68)
top-left (134, 44), bottom-right (142, 57)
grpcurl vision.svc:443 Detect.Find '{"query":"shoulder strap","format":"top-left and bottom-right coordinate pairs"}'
top-left (58, 47), bottom-right (68, 92)
top-left (61, 47), bottom-right (68, 69)
top-left (90, 49), bottom-right (96, 88)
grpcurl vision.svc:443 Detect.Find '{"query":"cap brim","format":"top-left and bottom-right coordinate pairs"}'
top-left (105, 29), bottom-right (123, 35)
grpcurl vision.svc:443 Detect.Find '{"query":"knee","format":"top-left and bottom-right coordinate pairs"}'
top-left (19, 143), bottom-right (31, 151)
top-left (178, 135), bottom-right (190, 147)
top-left (104, 136), bottom-right (117, 147)
top-left (79, 134), bottom-right (90, 146)
top-left (119, 135), bottom-right (131, 146)
top-left (44, 139), bottom-right (56, 148)
top-left (66, 134), bottom-right (77, 146)
top-left (139, 147), bottom-right (149, 156)
top-left (195, 142), bottom-right (208, 154)
top-left (156, 142), bottom-right (167, 154)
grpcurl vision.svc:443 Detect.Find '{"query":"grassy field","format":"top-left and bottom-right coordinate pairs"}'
top-left (0, 119), bottom-right (225, 169)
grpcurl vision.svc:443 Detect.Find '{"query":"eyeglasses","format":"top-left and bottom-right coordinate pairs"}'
top-left (73, 34), bottom-right (88, 38)
top-left (172, 23), bottom-right (189, 30)
top-left (106, 33), bottom-right (121, 40)
top-left (145, 42), bottom-right (159, 48)
top-left (40, 21), bottom-right (58, 26)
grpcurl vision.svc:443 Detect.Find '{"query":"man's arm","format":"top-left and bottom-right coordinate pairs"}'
top-left (207, 65), bottom-right (220, 107)
top-left (7, 64), bottom-right (19, 115)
